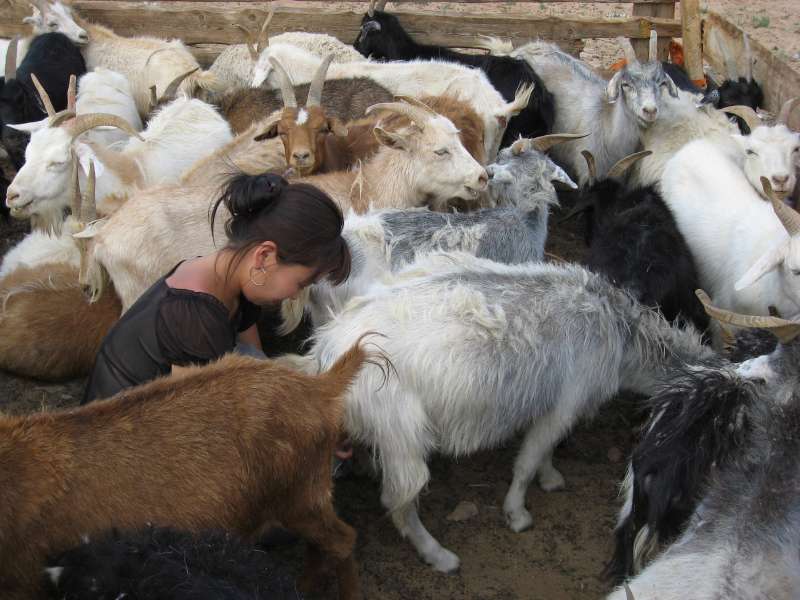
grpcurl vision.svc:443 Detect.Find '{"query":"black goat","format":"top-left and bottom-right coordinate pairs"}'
top-left (43, 526), bottom-right (303, 600)
top-left (0, 33), bottom-right (86, 169)
top-left (569, 150), bottom-right (709, 332)
top-left (353, 7), bottom-right (555, 147)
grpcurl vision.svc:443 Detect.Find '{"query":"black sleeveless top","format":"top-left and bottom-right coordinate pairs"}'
top-left (82, 262), bottom-right (261, 404)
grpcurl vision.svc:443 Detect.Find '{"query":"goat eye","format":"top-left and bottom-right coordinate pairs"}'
top-left (793, 269), bottom-right (800, 276)
top-left (434, 148), bottom-right (449, 157)
top-left (746, 149), bottom-right (757, 156)
top-left (47, 160), bottom-right (66, 169)
top-left (48, 22), bottom-right (57, 28)
top-left (621, 83), bottom-right (632, 91)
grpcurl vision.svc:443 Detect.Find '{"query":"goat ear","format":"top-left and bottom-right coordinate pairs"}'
top-left (606, 71), bottom-right (623, 103)
top-left (7, 118), bottom-right (48, 133)
top-left (254, 122), bottom-right (280, 141)
top-left (373, 126), bottom-right (409, 151)
top-left (328, 117), bottom-right (348, 137)
top-left (735, 243), bottom-right (788, 291)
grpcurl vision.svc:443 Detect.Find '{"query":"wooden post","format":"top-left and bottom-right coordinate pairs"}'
top-left (631, 2), bottom-right (675, 61)
top-left (681, 0), bottom-right (705, 86)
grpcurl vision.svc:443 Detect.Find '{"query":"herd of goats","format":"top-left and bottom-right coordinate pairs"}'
top-left (0, 0), bottom-right (799, 598)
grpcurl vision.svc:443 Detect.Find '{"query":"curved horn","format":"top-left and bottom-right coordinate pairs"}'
top-left (742, 33), bottom-right (753, 82)
top-left (695, 289), bottom-right (800, 343)
top-left (529, 132), bottom-right (590, 153)
top-left (777, 97), bottom-right (800, 126)
top-left (149, 85), bottom-right (158, 111)
top-left (82, 160), bottom-right (97, 222)
top-left (4, 36), bottom-right (18, 81)
top-left (607, 150), bottom-right (652, 180)
top-left (394, 95), bottom-right (437, 115)
top-left (582, 150), bottom-right (597, 183)
top-left (233, 24), bottom-right (258, 61)
top-left (66, 74), bottom-right (77, 113)
top-left (69, 113), bottom-right (144, 141)
top-left (763, 177), bottom-right (800, 236)
top-left (49, 109), bottom-right (76, 128)
top-left (376, 0), bottom-right (388, 10)
top-left (306, 54), bottom-right (334, 107)
top-left (161, 67), bottom-right (198, 101)
top-left (712, 29), bottom-right (738, 81)
top-left (619, 37), bottom-right (638, 65)
top-left (30, 73), bottom-right (55, 117)
top-left (648, 29), bottom-right (658, 63)
top-left (256, 8), bottom-right (274, 56)
top-left (367, 0), bottom-right (377, 17)
top-left (70, 157), bottom-right (81, 218)
top-left (268, 57), bottom-right (297, 108)
top-left (366, 101), bottom-right (431, 130)
top-left (722, 105), bottom-right (761, 132)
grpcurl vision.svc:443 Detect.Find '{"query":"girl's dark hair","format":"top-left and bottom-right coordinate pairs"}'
top-left (210, 173), bottom-right (350, 285)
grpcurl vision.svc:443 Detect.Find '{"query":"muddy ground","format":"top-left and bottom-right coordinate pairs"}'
top-left (0, 201), bottom-right (643, 600)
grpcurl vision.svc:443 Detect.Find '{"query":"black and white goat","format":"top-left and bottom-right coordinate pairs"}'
top-left (1, 33), bottom-right (86, 170)
top-left (43, 526), bottom-right (302, 600)
top-left (353, 1), bottom-right (555, 148)
top-left (608, 293), bottom-right (800, 599)
top-left (570, 150), bottom-right (709, 332)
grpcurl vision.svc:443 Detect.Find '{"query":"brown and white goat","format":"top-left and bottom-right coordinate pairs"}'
top-left (0, 337), bottom-right (373, 600)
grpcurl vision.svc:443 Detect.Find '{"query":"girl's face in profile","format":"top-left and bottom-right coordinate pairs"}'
top-left (241, 242), bottom-right (320, 305)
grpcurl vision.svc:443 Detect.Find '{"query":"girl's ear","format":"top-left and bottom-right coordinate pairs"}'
top-left (254, 240), bottom-right (278, 269)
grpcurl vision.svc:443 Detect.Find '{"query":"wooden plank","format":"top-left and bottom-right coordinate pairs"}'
top-left (703, 11), bottom-right (800, 123)
top-left (1, 1), bottom-right (682, 50)
top-left (680, 0), bottom-right (704, 85)
top-left (631, 2), bottom-right (674, 62)
top-left (58, 0), bottom-right (676, 3)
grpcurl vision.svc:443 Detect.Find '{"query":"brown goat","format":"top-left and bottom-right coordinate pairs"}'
top-left (0, 338), bottom-right (371, 600)
top-left (0, 264), bottom-right (120, 381)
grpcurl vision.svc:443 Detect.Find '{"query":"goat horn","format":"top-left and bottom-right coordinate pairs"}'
top-left (376, 0), bottom-right (388, 10)
top-left (161, 67), bottom-right (198, 101)
top-left (648, 29), bottom-right (658, 63)
top-left (743, 33), bottom-right (753, 82)
top-left (713, 29), bottom-right (738, 81)
top-left (394, 95), bottom-right (437, 115)
top-left (624, 584), bottom-right (636, 600)
top-left (256, 8), bottom-right (274, 56)
top-left (695, 289), bottom-right (800, 343)
top-left (529, 132), bottom-right (589, 153)
top-left (777, 97), bottom-right (800, 126)
top-left (306, 53), bottom-right (334, 107)
top-left (366, 101), bottom-right (430, 130)
top-left (619, 37), bottom-right (638, 65)
top-left (268, 57), bottom-right (297, 108)
top-left (49, 109), bottom-right (76, 128)
top-left (607, 150), bottom-right (652, 180)
top-left (722, 105), bottom-right (761, 132)
top-left (69, 157), bottom-right (81, 218)
top-left (581, 150), bottom-right (597, 183)
top-left (4, 35), bottom-right (18, 81)
top-left (367, 0), bottom-right (376, 17)
top-left (69, 113), bottom-right (144, 141)
top-left (763, 177), bottom-right (800, 236)
top-left (234, 24), bottom-right (258, 62)
top-left (30, 73), bottom-right (56, 117)
top-left (66, 73), bottom-right (77, 113)
top-left (82, 159), bottom-right (97, 222)
top-left (149, 85), bottom-right (158, 111)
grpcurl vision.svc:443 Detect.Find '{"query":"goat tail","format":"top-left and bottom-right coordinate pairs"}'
top-left (318, 331), bottom-right (390, 403)
top-left (279, 288), bottom-right (310, 335)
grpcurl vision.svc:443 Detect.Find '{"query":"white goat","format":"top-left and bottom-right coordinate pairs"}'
top-left (511, 34), bottom-right (677, 185)
top-left (303, 251), bottom-right (715, 573)
top-left (78, 101), bottom-right (488, 311)
top-left (251, 44), bottom-right (530, 161)
top-left (0, 0), bottom-right (88, 69)
top-left (74, 68), bottom-right (143, 148)
top-left (7, 87), bottom-right (232, 232)
top-left (661, 138), bottom-right (800, 323)
top-left (33, 0), bottom-right (222, 118)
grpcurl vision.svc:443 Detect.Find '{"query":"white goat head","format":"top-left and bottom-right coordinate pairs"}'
top-left (730, 99), bottom-right (800, 201)
top-left (607, 33), bottom-right (678, 128)
top-left (366, 100), bottom-right (488, 206)
top-left (5, 76), bottom-right (140, 229)
top-left (736, 178), bottom-right (800, 302)
top-left (25, 0), bottom-right (88, 45)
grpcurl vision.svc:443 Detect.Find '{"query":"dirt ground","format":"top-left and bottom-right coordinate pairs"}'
top-left (2, 2), bottom-right (799, 599)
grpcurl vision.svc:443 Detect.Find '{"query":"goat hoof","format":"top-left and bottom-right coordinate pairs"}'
top-left (538, 469), bottom-right (566, 492)
top-left (427, 548), bottom-right (460, 573)
top-left (505, 509), bottom-right (534, 533)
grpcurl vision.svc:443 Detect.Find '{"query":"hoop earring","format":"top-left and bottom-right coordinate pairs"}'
top-left (249, 266), bottom-right (268, 287)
